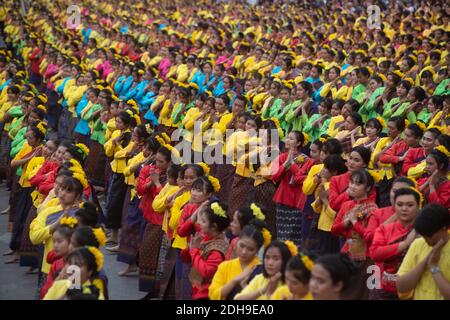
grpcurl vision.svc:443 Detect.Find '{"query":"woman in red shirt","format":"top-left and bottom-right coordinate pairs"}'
top-left (137, 146), bottom-right (171, 296)
top-left (370, 187), bottom-right (421, 300)
top-left (419, 146), bottom-right (450, 208)
top-left (331, 169), bottom-right (378, 299)
top-left (271, 131), bottom-right (309, 248)
top-left (188, 201), bottom-right (230, 300)
top-left (329, 146), bottom-right (376, 213)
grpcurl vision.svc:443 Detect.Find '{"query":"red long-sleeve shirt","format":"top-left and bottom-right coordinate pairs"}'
top-left (369, 220), bottom-right (412, 292)
top-left (137, 164), bottom-right (164, 225)
top-left (331, 198), bottom-right (378, 259)
top-left (189, 234), bottom-right (227, 300)
top-left (29, 160), bottom-right (59, 187)
top-left (362, 206), bottom-right (396, 246)
top-left (29, 48), bottom-right (43, 74)
top-left (379, 140), bottom-right (408, 164)
top-left (402, 147), bottom-right (426, 176)
top-left (419, 179), bottom-right (450, 209)
top-left (329, 172), bottom-right (377, 212)
top-left (40, 250), bottom-right (65, 299)
top-left (177, 203), bottom-right (201, 239)
top-left (271, 152), bottom-right (314, 210)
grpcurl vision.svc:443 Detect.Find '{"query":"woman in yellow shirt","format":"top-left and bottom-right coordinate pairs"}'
top-left (6, 123), bottom-right (46, 263)
top-left (103, 110), bottom-right (136, 244)
top-left (209, 221), bottom-right (265, 300)
top-left (271, 254), bottom-right (314, 300)
top-left (234, 240), bottom-right (295, 300)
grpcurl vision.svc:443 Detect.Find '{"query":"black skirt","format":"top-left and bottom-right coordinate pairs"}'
top-left (104, 173), bottom-right (128, 229)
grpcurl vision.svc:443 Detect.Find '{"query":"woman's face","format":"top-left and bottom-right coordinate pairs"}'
top-left (285, 132), bottom-right (301, 151)
top-left (330, 103), bottom-right (341, 117)
top-left (190, 187), bottom-right (210, 204)
top-left (269, 83), bottom-right (279, 96)
top-left (344, 116), bottom-right (357, 131)
top-left (155, 152), bottom-right (170, 171)
top-left (183, 168), bottom-right (198, 189)
top-left (198, 210), bottom-right (211, 234)
top-left (264, 247), bottom-right (283, 277)
top-left (425, 154), bottom-right (440, 175)
top-left (58, 187), bottom-right (79, 207)
top-left (365, 123), bottom-right (378, 138)
top-left (387, 121), bottom-right (400, 139)
top-left (236, 116), bottom-right (246, 131)
top-left (347, 151), bottom-right (367, 171)
top-left (53, 231), bottom-right (70, 258)
top-left (215, 98), bottom-right (227, 114)
top-left (42, 141), bottom-right (57, 159)
top-left (310, 143), bottom-right (321, 161)
top-left (296, 86), bottom-right (306, 99)
top-left (285, 269), bottom-right (309, 298)
top-left (369, 79), bottom-right (381, 92)
top-left (223, 77), bottom-right (231, 89)
top-left (280, 89), bottom-right (290, 101)
top-left (25, 130), bottom-right (39, 147)
top-left (67, 256), bottom-right (92, 285)
top-left (237, 236), bottom-right (259, 265)
top-left (395, 194), bottom-right (419, 224)
top-left (328, 68), bottom-right (338, 81)
top-left (115, 116), bottom-right (127, 131)
top-left (203, 63), bottom-right (212, 74)
top-left (406, 88), bottom-right (417, 102)
top-left (245, 119), bottom-right (258, 132)
top-left (310, 264), bottom-right (342, 300)
top-left (404, 128), bottom-right (420, 147)
top-left (421, 131), bottom-right (436, 151)
top-left (132, 127), bottom-right (143, 144)
top-left (230, 211), bottom-right (242, 236)
top-left (348, 177), bottom-right (369, 199)
top-left (396, 84), bottom-right (408, 97)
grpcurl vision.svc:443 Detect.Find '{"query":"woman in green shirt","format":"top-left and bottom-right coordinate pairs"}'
top-left (285, 81), bottom-right (313, 132)
top-left (303, 98), bottom-right (332, 143)
top-left (404, 86), bottom-right (429, 124)
top-left (382, 80), bottom-right (411, 122)
top-left (358, 74), bottom-right (385, 122)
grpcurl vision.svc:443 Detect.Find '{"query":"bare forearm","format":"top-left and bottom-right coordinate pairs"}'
top-left (397, 259), bottom-right (427, 293)
top-left (432, 272), bottom-right (450, 299)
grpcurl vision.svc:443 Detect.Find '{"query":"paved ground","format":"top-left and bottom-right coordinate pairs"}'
top-left (0, 183), bottom-right (143, 300)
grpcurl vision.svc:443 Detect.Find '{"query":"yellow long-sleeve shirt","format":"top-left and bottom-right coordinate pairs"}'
top-left (168, 191), bottom-right (191, 250)
top-left (302, 164), bottom-right (324, 195)
top-left (209, 257), bottom-right (259, 300)
top-left (152, 183), bottom-right (180, 234)
top-left (311, 182), bottom-right (336, 232)
top-left (123, 152), bottom-right (145, 199)
top-left (104, 129), bottom-right (133, 174)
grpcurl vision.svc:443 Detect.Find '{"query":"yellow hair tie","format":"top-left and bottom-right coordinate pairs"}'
top-left (284, 240), bottom-right (298, 257)
top-left (125, 109), bottom-right (134, 117)
top-left (72, 172), bottom-right (88, 189)
top-left (59, 216), bottom-right (78, 229)
top-left (210, 202), bottom-right (227, 218)
top-left (404, 77), bottom-right (414, 86)
top-left (393, 70), bottom-right (404, 78)
top-left (87, 246), bottom-right (104, 272)
top-left (409, 187), bottom-right (424, 208)
top-left (377, 73), bottom-right (387, 82)
top-left (301, 254), bottom-right (314, 271)
top-left (415, 121), bottom-right (426, 132)
top-left (37, 94), bottom-right (48, 104)
top-left (302, 132), bottom-right (309, 146)
top-left (207, 175), bottom-right (221, 192)
top-left (197, 162), bottom-right (210, 175)
top-left (375, 116), bottom-right (386, 129)
top-left (155, 136), bottom-right (165, 146)
top-left (250, 203), bottom-right (265, 221)
top-left (368, 169), bottom-right (382, 183)
top-left (436, 145), bottom-right (450, 157)
top-left (36, 104), bottom-right (47, 113)
top-left (36, 122), bottom-right (47, 135)
top-left (93, 227), bottom-right (107, 247)
top-left (262, 228), bottom-right (272, 248)
top-left (133, 114), bottom-right (141, 125)
top-left (161, 132), bottom-right (171, 144)
top-left (75, 143), bottom-right (90, 158)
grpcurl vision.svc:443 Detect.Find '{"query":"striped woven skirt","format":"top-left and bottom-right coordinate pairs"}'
top-left (57, 108), bottom-right (77, 142)
top-left (254, 180), bottom-right (277, 239)
top-left (275, 203), bottom-right (303, 248)
top-left (213, 162), bottom-right (235, 203)
top-left (85, 140), bottom-right (106, 186)
top-left (227, 174), bottom-right (254, 219)
top-left (19, 205), bottom-right (39, 268)
top-left (10, 187), bottom-right (33, 251)
top-left (117, 191), bottom-right (144, 265)
top-left (138, 223), bottom-right (164, 294)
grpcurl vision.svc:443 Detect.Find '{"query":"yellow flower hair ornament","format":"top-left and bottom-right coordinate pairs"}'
top-left (93, 227), bottom-right (107, 247)
top-left (375, 116), bottom-right (386, 129)
top-left (72, 172), bottom-right (88, 190)
top-left (284, 240), bottom-right (298, 257)
top-left (207, 175), bottom-right (221, 192)
top-left (161, 132), bottom-right (171, 144)
top-left (377, 73), bottom-right (387, 82)
top-left (36, 104), bottom-right (47, 113)
top-left (59, 216), bottom-right (78, 229)
top-left (300, 254), bottom-right (314, 271)
top-left (415, 120), bottom-right (426, 132)
top-left (35, 122), bottom-right (47, 135)
top-left (75, 143), bottom-right (90, 159)
top-left (133, 114), bottom-right (141, 125)
top-left (250, 203), bottom-right (265, 221)
top-left (368, 169), bottom-right (381, 183)
top-left (302, 132), bottom-right (309, 146)
top-left (155, 135), bottom-right (165, 146)
top-left (262, 228), bottom-right (272, 248)
top-left (435, 145), bottom-right (450, 157)
top-left (197, 162), bottom-right (210, 175)
top-left (87, 246), bottom-right (104, 272)
top-left (409, 187), bottom-right (424, 208)
top-left (210, 202), bottom-right (227, 218)
top-left (37, 94), bottom-right (48, 104)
